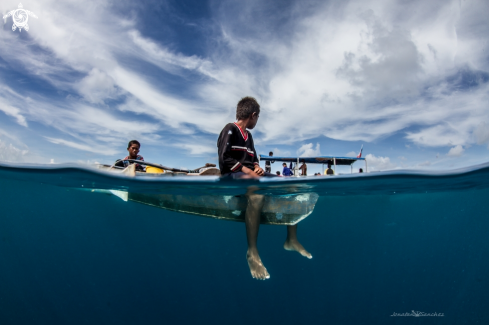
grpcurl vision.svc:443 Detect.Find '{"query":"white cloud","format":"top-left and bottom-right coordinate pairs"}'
top-left (365, 153), bottom-right (396, 171)
top-left (0, 139), bottom-right (28, 162)
top-left (346, 151), bottom-right (357, 157)
top-left (45, 137), bottom-right (117, 155)
top-left (297, 143), bottom-right (321, 157)
top-left (0, 102), bottom-right (28, 127)
top-left (77, 69), bottom-right (119, 104)
top-left (474, 122), bottom-right (489, 147)
top-left (128, 30), bottom-right (218, 80)
top-left (179, 143), bottom-right (215, 155)
top-left (447, 144), bottom-right (464, 157)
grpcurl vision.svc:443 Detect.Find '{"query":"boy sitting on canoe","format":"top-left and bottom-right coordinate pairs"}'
top-left (217, 96), bottom-right (312, 280)
top-left (115, 140), bottom-right (145, 172)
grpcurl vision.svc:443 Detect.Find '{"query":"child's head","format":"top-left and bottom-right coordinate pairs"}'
top-left (282, 163), bottom-right (287, 167)
top-left (269, 151), bottom-right (273, 156)
top-left (236, 97), bottom-right (260, 129)
top-left (127, 140), bottom-right (140, 158)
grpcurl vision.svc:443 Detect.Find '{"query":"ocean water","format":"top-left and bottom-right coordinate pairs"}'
top-left (0, 162), bottom-right (488, 324)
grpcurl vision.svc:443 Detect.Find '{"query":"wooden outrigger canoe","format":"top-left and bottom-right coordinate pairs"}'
top-left (103, 163), bottom-right (319, 225)
top-left (127, 192), bottom-right (319, 225)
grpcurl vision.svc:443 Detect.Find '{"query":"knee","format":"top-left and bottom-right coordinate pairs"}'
top-left (247, 194), bottom-right (264, 207)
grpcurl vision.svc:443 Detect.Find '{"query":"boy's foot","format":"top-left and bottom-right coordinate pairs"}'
top-left (247, 251), bottom-right (270, 280)
top-left (284, 239), bottom-right (313, 259)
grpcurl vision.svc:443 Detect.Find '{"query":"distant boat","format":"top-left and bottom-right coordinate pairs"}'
top-left (259, 154), bottom-right (367, 175)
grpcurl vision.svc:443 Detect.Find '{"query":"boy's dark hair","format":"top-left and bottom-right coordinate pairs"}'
top-left (282, 163), bottom-right (287, 166)
top-left (269, 151), bottom-right (273, 155)
top-left (236, 96), bottom-right (260, 120)
top-left (127, 140), bottom-right (141, 148)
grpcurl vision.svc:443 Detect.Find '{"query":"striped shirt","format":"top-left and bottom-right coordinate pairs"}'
top-left (217, 123), bottom-right (259, 175)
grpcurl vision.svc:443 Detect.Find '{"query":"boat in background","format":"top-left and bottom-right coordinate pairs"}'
top-left (259, 155), bottom-right (367, 175)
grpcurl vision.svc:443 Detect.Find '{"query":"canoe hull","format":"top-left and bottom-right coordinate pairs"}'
top-left (129, 192), bottom-right (319, 225)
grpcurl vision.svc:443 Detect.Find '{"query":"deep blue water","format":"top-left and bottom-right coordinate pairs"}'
top-left (1, 162), bottom-right (489, 324)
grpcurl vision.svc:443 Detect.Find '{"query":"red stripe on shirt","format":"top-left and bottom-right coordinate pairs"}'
top-left (233, 122), bottom-right (248, 141)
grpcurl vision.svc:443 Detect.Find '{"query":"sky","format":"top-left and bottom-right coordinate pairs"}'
top-left (1, 0), bottom-right (489, 174)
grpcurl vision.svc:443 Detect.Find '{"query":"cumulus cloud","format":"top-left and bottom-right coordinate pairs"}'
top-left (297, 143), bottom-right (321, 157)
top-left (336, 11), bottom-right (423, 101)
top-left (0, 139), bottom-right (28, 162)
top-left (365, 153), bottom-right (396, 171)
top-left (447, 144), bottom-right (464, 157)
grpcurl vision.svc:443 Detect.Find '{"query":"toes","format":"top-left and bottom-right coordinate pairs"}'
top-left (251, 269), bottom-right (270, 280)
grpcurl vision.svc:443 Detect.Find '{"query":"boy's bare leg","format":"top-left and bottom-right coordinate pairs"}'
top-left (284, 224), bottom-right (312, 259)
top-left (245, 190), bottom-right (270, 280)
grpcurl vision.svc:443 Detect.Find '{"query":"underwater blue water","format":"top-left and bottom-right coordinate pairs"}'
top-left (1, 162), bottom-right (488, 324)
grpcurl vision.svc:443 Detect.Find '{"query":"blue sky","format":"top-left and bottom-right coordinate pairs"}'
top-left (1, 0), bottom-right (489, 174)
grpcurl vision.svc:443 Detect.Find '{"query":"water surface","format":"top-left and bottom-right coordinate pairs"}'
top-left (0, 162), bottom-right (488, 324)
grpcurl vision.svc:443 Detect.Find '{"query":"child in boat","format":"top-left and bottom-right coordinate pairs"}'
top-left (324, 161), bottom-right (334, 175)
top-left (115, 140), bottom-right (145, 171)
top-left (217, 96), bottom-right (312, 280)
top-left (282, 163), bottom-right (293, 176)
top-left (264, 151), bottom-right (273, 173)
top-left (299, 162), bottom-right (307, 176)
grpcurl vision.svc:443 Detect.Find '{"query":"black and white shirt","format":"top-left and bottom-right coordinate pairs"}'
top-left (217, 122), bottom-right (259, 175)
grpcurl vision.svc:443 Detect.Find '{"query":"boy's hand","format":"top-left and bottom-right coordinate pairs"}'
top-left (254, 165), bottom-right (264, 176)
top-left (241, 166), bottom-right (260, 178)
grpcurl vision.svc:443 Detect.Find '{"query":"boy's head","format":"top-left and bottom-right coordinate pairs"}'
top-left (127, 140), bottom-right (140, 158)
top-left (282, 163), bottom-right (287, 167)
top-left (236, 96), bottom-right (260, 129)
top-left (269, 151), bottom-right (273, 156)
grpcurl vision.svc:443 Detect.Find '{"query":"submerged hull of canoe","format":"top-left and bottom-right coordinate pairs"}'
top-left (128, 192), bottom-right (319, 225)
